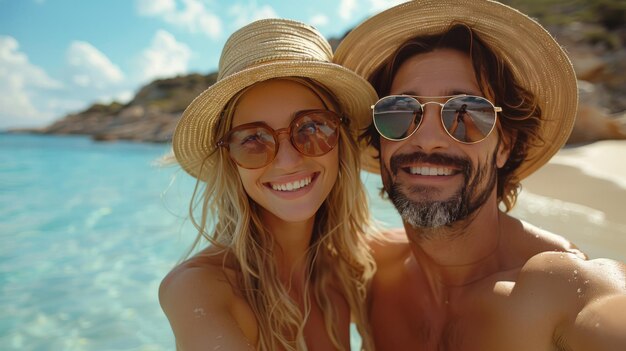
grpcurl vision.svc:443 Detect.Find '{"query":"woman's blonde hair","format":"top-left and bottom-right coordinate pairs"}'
top-left (183, 77), bottom-right (376, 350)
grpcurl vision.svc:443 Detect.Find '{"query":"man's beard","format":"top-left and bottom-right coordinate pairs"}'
top-left (383, 150), bottom-right (498, 235)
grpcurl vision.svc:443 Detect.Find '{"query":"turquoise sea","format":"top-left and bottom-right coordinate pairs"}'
top-left (0, 134), bottom-right (401, 350)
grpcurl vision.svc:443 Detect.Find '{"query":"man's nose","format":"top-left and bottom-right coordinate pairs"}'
top-left (407, 104), bottom-right (451, 152)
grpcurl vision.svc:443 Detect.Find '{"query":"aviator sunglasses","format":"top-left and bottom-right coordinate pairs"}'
top-left (372, 95), bottom-right (502, 144)
top-left (217, 109), bottom-right (343, 169)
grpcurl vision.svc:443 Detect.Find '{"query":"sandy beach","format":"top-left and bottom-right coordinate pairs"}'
top-left (512, 140), bottom-right (626, 262)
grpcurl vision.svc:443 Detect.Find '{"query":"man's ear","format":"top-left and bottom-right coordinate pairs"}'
top-left (496, 128), bottom-right (517, 169)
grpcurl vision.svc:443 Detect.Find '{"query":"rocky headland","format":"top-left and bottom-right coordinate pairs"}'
top-left (9, 1), bottom-right (626, 145)
top-left (9, 73), bottom-right (217, 143)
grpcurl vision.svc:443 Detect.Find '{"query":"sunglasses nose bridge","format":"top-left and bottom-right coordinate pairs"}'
top-left (421, 101), bottom-right (444, 111)
top-left (272, 127), bottom-right (297, 155)
top-left (419, 101), bottom-right (445, 124)
top-left (274, 127), bottom-right (291, 142)
top-left (272, 126), bottom-right (307, 163)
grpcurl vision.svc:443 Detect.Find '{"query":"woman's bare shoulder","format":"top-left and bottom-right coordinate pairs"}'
top-left (159, 247), bottom-right (256, 350)
top-left (159, 248), bottom-right (237, 307)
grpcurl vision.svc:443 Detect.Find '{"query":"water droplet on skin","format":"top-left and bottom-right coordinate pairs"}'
top-left (584, 280), bottom-right (590, 285)
top-left (595, 322), bottom-right (600, 328)
top-left (549, 271), bottom-right (554, 275)
top-left (213, 345), bottom-right (222, 350)
top-left (574, 270), bottom-right (578, 275)
top-left (193, 308), bottom-right (206, 318)
top-left (577, 288), bottom-right (582, 293)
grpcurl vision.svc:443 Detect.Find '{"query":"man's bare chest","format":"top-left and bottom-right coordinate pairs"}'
top-left (369, 280), bottom-right (558, 351)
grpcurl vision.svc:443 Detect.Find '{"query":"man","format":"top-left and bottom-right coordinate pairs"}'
top-left (335, 1), bottom-right (626, 350)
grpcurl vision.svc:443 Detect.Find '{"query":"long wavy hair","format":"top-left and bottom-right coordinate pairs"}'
top-left (183, 77), bottom-right (376, 350)
top-left (364, 23), bottom-right (544, 211)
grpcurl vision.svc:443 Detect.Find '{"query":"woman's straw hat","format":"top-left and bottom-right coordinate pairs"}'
top-left (334, 0), bottom-right (578, 180)
top-left (173, 19), bottom-right (378, 180)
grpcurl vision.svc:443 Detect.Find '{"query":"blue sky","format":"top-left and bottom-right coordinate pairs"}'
top-left (0, 0), bottom-right (404, 129)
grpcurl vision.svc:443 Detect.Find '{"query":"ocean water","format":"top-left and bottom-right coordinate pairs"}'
top-left (0, 134), bottom-right (402, 351)
top-left (0, 134), bottom-right (196, 350)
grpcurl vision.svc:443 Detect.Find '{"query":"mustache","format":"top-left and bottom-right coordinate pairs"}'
top-left (390, 151), bottom-right (470, 176)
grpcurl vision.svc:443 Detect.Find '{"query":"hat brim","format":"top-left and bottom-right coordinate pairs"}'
top-left (173, 61), bottom-right (377, 180)
top-left (335, 0), bottom-right (578, 179)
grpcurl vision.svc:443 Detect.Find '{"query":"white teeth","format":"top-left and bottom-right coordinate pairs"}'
top-left (271, 176), bottom-right (312, 192)
top-left (409, 167), bottom-right (452, 176)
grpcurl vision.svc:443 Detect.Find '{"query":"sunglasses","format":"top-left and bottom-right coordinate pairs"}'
top-left (371, 95), bottom-right (502, 144)
top-left (217, 109), bottom-right (343, 169)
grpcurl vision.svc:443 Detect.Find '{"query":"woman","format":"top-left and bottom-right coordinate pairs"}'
top-left (159, 19), bottom-right (379, 351)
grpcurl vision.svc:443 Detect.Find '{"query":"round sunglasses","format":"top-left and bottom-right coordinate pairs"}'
top-left (371, 95), bottom-right (501, 144)
top-left (217, 109), bottom-right (343, 169)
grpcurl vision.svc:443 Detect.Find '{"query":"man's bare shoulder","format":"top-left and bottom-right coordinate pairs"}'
top-left (526, 220), bottom-right (585, 253)
top-left (368, 228), bottom-right (411, 268)
top-left (517, 251), bottom-right (626, 349)
top-left (501, 214), bottom-right (587, 267)
top-left (514, 251), bottom-right (626, 314)
top-left (518, 251), bottom-right (621, 287)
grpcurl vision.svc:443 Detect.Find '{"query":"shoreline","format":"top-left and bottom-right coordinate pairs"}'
top-left (513, 140), bottom-right (626, 261)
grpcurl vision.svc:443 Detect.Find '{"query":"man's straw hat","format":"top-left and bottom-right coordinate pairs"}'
top-left (173, 19), bottom-right (378, 180)
top-left (335, 0), bottom-right (578, 179)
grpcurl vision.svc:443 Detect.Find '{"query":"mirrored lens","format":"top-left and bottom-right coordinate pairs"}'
top-left (292, 111), bottom-right (340, 156)
top-left (373, 96), bottom-right (422, 140)
top-left (441, 96), bottom-right (497, 143)
top-left (228, 126), bottom-right (275, 168)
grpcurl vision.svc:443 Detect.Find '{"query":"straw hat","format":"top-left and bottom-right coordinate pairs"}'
top-left (173, 19), bottom-right (378, 180)
top-left (335, 0), bottom-right (578, 179)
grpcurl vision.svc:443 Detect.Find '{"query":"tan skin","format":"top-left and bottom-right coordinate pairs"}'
top-left (369, 49), bottom-right (626, 351)
top-left (159, 80), bottom-right (350, 351)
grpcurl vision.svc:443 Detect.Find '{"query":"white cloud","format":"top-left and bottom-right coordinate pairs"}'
top-left (310, 14), bottom-right (329, 28)
top-left (0, 35), bottom-right (63, 128)
top-left (136, 0), bottom-right (222, 39)
top-left (368, 0), bottom-right (405, 13)
top-left (66, 41), bottom-right (124, 89)
top-left (339, 0), bottom-right (357, 20)
top-left (138, 30), bottom-right (192, 82)
top-left (228, 2), bottom-right (278, 28)
top-left (44, 98), bottom-right (87, 114)
top-left (0, 36), bottom-right (62, 90)
top-left (136, 0), bottom-right (175, 16)
top-left (92, 89), bottom-right (134, 105)
top-left (115, 90), bottom-right (135, 104)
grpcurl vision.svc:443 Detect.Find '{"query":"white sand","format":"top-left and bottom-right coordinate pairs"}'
top-left (513, 140), bottom-right (626, 261)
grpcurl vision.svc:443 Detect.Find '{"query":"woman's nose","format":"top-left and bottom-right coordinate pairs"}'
top-left (272, 135), bottom-right (304, 170)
